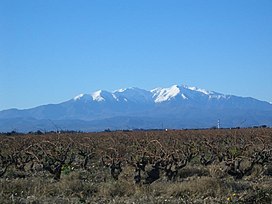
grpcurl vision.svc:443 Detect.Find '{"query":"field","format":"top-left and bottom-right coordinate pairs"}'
top-left (0, 128), bottom-right (272, 203)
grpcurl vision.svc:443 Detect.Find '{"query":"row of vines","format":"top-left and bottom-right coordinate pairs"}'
top-left (1, 128), bottom-right (272, 203)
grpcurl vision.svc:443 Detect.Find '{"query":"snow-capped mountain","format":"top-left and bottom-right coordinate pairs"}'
top-left (71, 85), bottom-right (228, 104)
top-left (73, 87), bottom-right (153, 104)
top-left (0, 84), bottom-right (272, 132)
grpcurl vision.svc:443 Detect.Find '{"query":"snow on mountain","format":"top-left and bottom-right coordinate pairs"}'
top-left (74, 94), bottom-right (84, 100)
top-left (72, 85), bottom-right (242, 104)
top-left (150, 85), bottom-right (228, 103)
top-left (114, 87), bottom-right (153, 103)
top-left (152, 85), bottom-right (183, 103)
top-left (184, 85), bottom-right (213, 95)
top-left (73, 94), bottom-right (93, 102)
top-left (92, 90), bottom-right (105, 102)
top-left (74, 88), bottom-right (153, 103)
top-left (74, 90), bottom-right (118, 103)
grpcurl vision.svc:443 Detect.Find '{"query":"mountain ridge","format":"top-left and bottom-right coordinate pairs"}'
top-left (1, 84), bottom-right (271, 132)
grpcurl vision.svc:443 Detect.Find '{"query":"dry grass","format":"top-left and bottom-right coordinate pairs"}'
top-left (0, 172), bottom-right (271, 203)
top-left (163, 177), bottom-right (225, 198)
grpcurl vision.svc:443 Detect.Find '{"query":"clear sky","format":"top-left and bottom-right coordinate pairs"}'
top-left (1, 0), bottom-right (272, 110)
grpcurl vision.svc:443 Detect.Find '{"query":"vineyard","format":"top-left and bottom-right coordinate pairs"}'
top-left (1, 128), bottom-right (272, 203)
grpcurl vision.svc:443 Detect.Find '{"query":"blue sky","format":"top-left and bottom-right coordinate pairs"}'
top-left (1, 0), bottom-right (272, 110)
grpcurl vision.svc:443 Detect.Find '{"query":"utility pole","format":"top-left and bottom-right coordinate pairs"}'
top-left (217, 119), bottom-right (220, 129)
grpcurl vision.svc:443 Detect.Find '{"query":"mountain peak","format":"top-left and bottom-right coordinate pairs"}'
top-left (152, 85), bottom-right (181, 103)
top-left (91, 90), bottom-right (105, 102)
top-left (114, 87), bottom-right (139, 93)
top-left (74, 90), bottom-right (116, 102)
top-left (183, 85), bottom-right (213, 95)
top-left (73, 94), bottom-right (93, 101)
top-left (114, 87), bottom-right (153, 103)
top-left (74, 93), bottom-right (84, 101)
